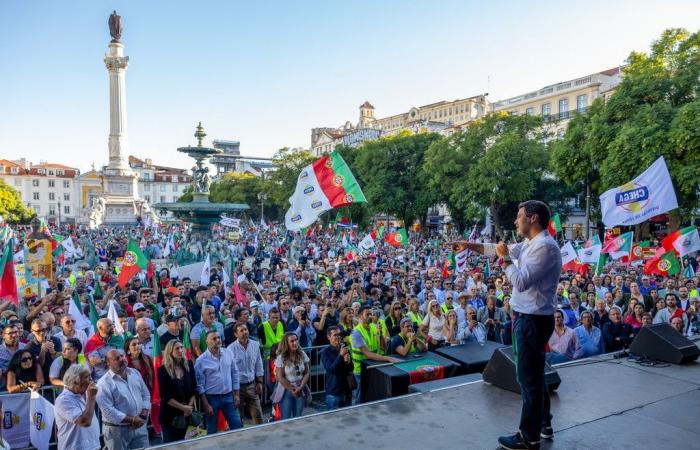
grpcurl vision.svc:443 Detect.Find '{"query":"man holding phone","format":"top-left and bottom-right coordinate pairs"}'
top-left (452, 200), bottom-right (561, 450)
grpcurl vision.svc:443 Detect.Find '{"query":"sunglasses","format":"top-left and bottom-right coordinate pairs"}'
top-left (21, 357), bottom-right (33, 363)
top-left (64, 319), bottom-right (76, 324)
top-left (32, 328), bottom-right (47, 333)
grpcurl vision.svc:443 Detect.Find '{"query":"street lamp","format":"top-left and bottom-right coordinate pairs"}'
top-left (257, 192), bottom-right (267, 222)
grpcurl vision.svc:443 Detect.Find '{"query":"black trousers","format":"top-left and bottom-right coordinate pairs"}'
top-left (512, 311), bottom-right (554, 442)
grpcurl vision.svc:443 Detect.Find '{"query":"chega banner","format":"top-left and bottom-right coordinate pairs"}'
top-left (599, 157), bottom-right (678, 227)
top-left (220, 217), bottom-right (240, 228)
top-left (30, 390), bottom-right (54, 450)
top-left (25, 239), bottom-right (53, 281)
top-left (1, 393), bottom-right (30, 449)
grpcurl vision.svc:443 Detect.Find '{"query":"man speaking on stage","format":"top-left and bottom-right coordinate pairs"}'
top-left (453, 200), bottom-right (561, 450)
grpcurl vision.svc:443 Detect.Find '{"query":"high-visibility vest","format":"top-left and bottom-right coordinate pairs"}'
top-left (441, 303), bottom-right (454, 314)
top-left (407, 311), bottom-right (423, 326)
top-left (351, 323), bottom-right (379, 374)
top-left (262, 321), bottom-right (284, 359)
top-left (396, 334), bottom-right (416, 355)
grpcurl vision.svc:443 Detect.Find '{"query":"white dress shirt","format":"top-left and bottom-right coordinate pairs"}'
top-left (96, 367), bottom-right (150, 425)
top-left (227, 339), bottom-right (264, 384)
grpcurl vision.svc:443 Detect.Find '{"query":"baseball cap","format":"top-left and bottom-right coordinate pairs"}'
top-left (293, 306), bottom-right (305, 314)
top-left (250, 300), bottom-right (260, 308)
top-left (133, 303), bottom-right (146, 311)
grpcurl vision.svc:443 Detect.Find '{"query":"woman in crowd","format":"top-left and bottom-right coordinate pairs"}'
top-left (651, 298), bottom-right (666, 318)
top-left (602, 307), bottom-right (635, 352)
top-left (158, 340), bottom-right (197, 443)
top-left (406, 298), bottom-right (424, 328)
top-left (339, 307), bottom-right (355, 346)
top-left (49, 338), bottom-right (85, 387)
top-left (384, 301), bottom-right (404, 337)
top-left (625, 302), bottom-right (645, 330)
top-left (443, 309), bottom-right (460, 345)
top-left (623, 298), bottom-right (639, 319)
top-left (6, 350), bottom-right (44, 393)
top-left (274, 332), bottom-right (310, 420)
top-left (422, 299), bottom-right (446, 350)
top-left (124, 336), bottom-right (154, 393)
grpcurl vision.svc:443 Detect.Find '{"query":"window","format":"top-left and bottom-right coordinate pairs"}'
top-left (56, 170), bottom-right (64, 176)
top-left (63, 180), bottom-right (70, 188)
top-left (64, 205), bottom-right (70, 214)
top-left (32, 179), bottom-right (39, 187)
top-left (577, 94), bottom-right (587, 112)
top-left (63, 193), bottom-right (70, 201)
top-left (38, 169), bottom-right (45, 175)
top-left (49, 206), bottom-right (55, 216)
top-left (160, 185), bottom-right (166, 192)
top-left (172, 184), bottom-right (178, 192)
top-left (160, 196), bottom-right (166, 203)
top-left (142, 173), bottom-right (150, 181)
top-left (33, 192), bottom-right (39, 200)
top-left (48, 180), bottom-right (55, 188)
top-left (526, 107), bottom-right (534, 115)
top-left (541, 103), bottom-right (551, 116)
top-left (14, 179), bottom-right (21, 187)
top-left (48, 170), bottom-right (54, 176)
top-left (559, 99), bottom-right (569, 118)
top-left (34, 205), bottom-right (40, 214)
top-left (49, 193), bottom-right (55, 201)
top-left (11, 167), bottom-right (18, 174)
top-left (145, 195), bottom-right (150, 203)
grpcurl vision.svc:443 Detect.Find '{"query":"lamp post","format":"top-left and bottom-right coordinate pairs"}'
top-left (257, 192), bottom-right (267, 222)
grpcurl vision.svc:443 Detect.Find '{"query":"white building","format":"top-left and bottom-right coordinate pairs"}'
top-left (0, 158), bottom-right (81, 224)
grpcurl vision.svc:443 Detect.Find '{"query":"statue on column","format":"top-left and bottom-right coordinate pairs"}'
top-left (109, 11), bottom-right (122, 43)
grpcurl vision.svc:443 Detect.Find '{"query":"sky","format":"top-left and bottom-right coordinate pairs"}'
top-left (1, 0), bottom-right (699, 172)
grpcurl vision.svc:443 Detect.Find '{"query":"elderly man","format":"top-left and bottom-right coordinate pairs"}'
top-left (84, 318), bottom-right (121, 380)
top-left (191, 305), bottom-right (225, 358)
top-left (573, 311), bottom-right (604, 359)
top-left (288, 306), bottom-right (316, 348)
top-left (56, 314), bottom-right (88, 348)
top-left (195, 330), bottom-right (243, 434)
top-left (228, 323), bottom-right (264, 425)
top-left (96, 349), bottom-right (151, 450)
top-left (390, 317), bottom-right (428, 356)
top-left (54, 364), bottom-right (100, 450)
top-left (134, 318), bottom-right (154, 357)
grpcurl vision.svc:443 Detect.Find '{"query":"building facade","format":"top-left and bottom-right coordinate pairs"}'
top-left (210, 140), bottom-right (274, 178)
top-left (127, 156), bottom-right (192, 206)
top-left (0, 158), bottom-right (81, 224)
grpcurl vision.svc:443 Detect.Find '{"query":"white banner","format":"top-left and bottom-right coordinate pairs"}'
top-left (1, 393), bottom-right (30, 449)
top-left (578, 244), bottom-right (601, 264)
top-left (455, 250), bottom-right (469, 273)
top-left (220, 217), bottom-right (241, 228)
top-left (560, 241), bottom-right (578, 266)
top-left (358, 234), bottom-right (375, 251)
top-left (30, 390), bottom-right (54, 450)
top-left (599, 157), bottom-right (678, 227)
top-left (200, 254), bottom-right (211, 286)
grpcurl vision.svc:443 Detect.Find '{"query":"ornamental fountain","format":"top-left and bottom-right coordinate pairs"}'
top-left (154, 122), bottom-right (249, 235)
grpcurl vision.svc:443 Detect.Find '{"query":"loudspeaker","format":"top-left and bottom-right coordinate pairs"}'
top-left (629, 323), bottom-right (700, 364)
top-left (482, 347), bottom-right (561, 394)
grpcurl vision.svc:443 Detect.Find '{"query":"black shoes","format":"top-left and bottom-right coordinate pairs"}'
top-left (498, 432), bottom-right (541, 449)
top-left (540, 425), bottom-right (554, 439)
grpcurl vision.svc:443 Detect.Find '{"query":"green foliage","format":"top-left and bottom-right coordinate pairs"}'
top-left (424, 113), bottom-right (548, 236)
top-left (0, 179), bottom-right (36, 224)
top-left (353, 133), bottom-right (442, 226)
top-left (553, 28), bottom-right (700, 224)
top-left (265, 147), bottom-right (317, 215)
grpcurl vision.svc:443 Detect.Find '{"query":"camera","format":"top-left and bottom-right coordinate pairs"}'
top-left (301, 311), bottom-right (308, 321)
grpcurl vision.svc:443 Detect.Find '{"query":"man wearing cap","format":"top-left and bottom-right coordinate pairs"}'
top-left (159, 315), bottom-right (184, 348)
top-left (390, 318), bottom-right (427, 356)
top-left (127, 303), bottom-right (155, 335)
top-left (288, 306), bottom-right (316, 348)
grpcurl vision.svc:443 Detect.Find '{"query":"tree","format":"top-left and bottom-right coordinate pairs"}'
top-left (265, 147), bottom-right (317, 217)
top-left (354, 132), bottom-right (441, 226)
top-left (0, 180), bottom-right (35, 224)
top-left (424, 113), bottom-right (548, 238)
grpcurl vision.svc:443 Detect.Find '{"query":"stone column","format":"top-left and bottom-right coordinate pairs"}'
top-left (104, 42), bottom-right (130, 174)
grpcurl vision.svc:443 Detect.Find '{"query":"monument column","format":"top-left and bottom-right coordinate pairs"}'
top-left (104, 42), bottom-right (130, 174)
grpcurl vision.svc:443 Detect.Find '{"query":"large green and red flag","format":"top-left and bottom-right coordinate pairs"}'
top-left (0, 227), bottom-right (18, 306)
top-left (395, 358), bottom-right (445, 384)
top-left (627, 240), bottom-right (651, 263)
top-left (547, 214), bottom-right (562, 237)
top-left (662, 226), bottom-right (700, 257)
top-left (385, 228), bottom-right (408, 248)
top-left (643, 250), bottom-right (681, 277)
top-left (285, 150), bottom-right (367, 231)
top-left (117, 240), bottom-right (149, 288)
top-left (602, 231), bottom-right (633, 260)
top-left (182, 326), bottom-right (193, 361)
top-left (151, 329), bottom-right (162, 434)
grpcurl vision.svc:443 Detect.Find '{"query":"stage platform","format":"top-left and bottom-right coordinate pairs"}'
top-left (151, 347), bottom-right (700, 450)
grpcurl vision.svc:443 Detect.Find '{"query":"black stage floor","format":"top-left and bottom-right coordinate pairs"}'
top-left (151, 347), bottom-right (700, 450)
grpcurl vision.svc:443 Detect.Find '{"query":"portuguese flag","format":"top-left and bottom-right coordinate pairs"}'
top-left (662, 226), bottom-right (700, 257)
top-left (602, 231), bottom-right (633, 260)
top-left (385, 228), bottom-right (408, 247)
top-left (547, 214), bottom-right (562, 237)
top-left (644, 250), bottom-right (681, 277)
top-left (628, 240), bottom-right (651, 262)
top-left (395, 358), bottom-right (445, 384)
top-left (0, 229), bottom-right (18, 306)
top-left (183, 326), bottom-right (193, 361)
top-left (117, 240), bottom-right (149, 288)
top-left (151, 329), bottom-right (162, 434)
top-left (285, 151), bottom-right (367, 231)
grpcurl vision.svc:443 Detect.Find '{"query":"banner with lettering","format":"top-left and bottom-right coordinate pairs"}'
top-left (1, 393), bottom-right (30, 448)
top-left (30, 390), bottom-right (54, 450)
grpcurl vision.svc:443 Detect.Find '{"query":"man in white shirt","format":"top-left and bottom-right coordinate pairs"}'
top-left (54, 364), bottom-right (100, 450)
top-left (455, 200), bottom-right (561, 449)
top-left (55, 314), bottom-right (88, 349)
top-left (96, 349), bottom-right (151, 450)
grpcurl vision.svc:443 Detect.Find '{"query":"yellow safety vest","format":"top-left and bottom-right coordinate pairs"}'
top-left (396, 334), bottom-right (416, 355)
top-left (407, 311), bottom-right (423, 326)
top-left (351, 323), bottom-right (379, 374)
top-left (262, 321), bottom-right (284, 359)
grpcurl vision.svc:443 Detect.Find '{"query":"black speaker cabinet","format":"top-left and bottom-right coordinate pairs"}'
top-left (482, 347), bottom-right (561, 394)
top-left (629, 323), bottom-right (700, 364)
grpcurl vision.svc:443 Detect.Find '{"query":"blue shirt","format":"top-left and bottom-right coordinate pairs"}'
top-left (194, 348), bottom-right (240, 395)
top-left (503, 231), bottom-right (562, 315)
top-left (573, 325), bottom-right (603, 358)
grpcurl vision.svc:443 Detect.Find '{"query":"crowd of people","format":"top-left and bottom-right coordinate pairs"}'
top-left (0, 219), bottom-right (698, 449)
